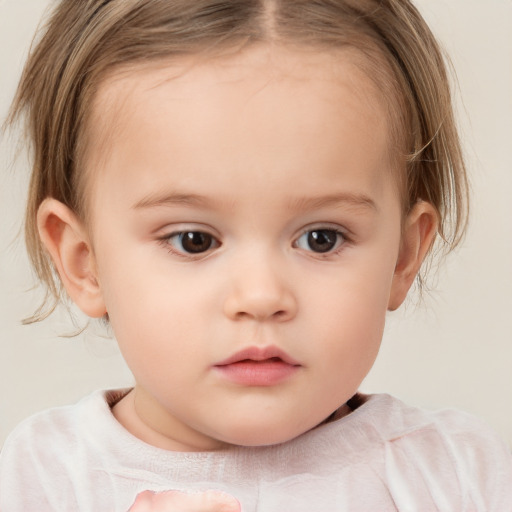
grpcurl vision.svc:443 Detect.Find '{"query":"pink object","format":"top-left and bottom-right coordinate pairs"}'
top-left (128, 489), bottom-right (241, 512)
top-left (213, 346), bottom-right (301, 386)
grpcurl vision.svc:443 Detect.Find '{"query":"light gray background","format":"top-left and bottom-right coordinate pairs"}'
top-left (1, 0), bottom-right (511, 447)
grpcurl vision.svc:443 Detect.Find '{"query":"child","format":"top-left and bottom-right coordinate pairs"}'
top-left (1, 0), bottom-right (511, 510)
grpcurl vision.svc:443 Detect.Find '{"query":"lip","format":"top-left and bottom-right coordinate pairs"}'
top-left (213, 346), bottom-right (301, 386)
top-left (215, 346), bottom-right (300, 366)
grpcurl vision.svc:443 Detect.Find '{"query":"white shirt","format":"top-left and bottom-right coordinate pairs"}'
top-left (1, 389), bottom-right (511, 511)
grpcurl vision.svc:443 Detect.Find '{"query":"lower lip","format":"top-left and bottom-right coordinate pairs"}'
top-left (214, 358), bottom-right (300, 386)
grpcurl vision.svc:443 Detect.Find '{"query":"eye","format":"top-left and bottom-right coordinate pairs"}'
top-left (166, 231), bottom-right (219, 254)
top-left (295, 229), bottom-right (345, 254)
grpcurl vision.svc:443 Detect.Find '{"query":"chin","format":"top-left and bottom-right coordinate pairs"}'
top-left (214, 419), bottom-right (317, 448)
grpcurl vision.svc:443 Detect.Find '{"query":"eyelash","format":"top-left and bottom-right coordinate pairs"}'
top-left (158, 226), bottom-right (350, 259)
top-left (293, 227), bottom-right (348, 256)
top-left (158, 231), bottom-right (220, 259)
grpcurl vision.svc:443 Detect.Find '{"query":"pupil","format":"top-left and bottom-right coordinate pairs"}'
top-left (181, 232), bottom-right (212, 253)
top-left (308, 230), bottom-right (336, 253)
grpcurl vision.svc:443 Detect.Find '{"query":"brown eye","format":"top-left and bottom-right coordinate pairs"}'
top-left (170, 232), bottom-right (217, 254)
top-left (296, 229), bottom-right (344, 253)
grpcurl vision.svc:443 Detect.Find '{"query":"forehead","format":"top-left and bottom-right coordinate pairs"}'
top-left (97, 45), bottom-right (385, 103)
top-left (85, 46), bottom-right (394, 210)
top-left (88, 46), bottom-right (388, 154)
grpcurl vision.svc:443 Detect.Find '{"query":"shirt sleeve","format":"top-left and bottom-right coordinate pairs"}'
top-left (384, 408), bottom-right (512, 511)
top-left (0, 414), bottom-right (80, 511)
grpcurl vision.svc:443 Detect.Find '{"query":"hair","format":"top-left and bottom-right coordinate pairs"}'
top-left (7, 0), bottom-right (468, 321)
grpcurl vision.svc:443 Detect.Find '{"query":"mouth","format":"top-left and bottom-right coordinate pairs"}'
top-left (213, 346), bottom-right (301, 387)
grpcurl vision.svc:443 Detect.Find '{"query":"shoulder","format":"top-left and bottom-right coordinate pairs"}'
top-left (371, 393), bottom-right (510, 460)
top-left (0, 389), bottom-right (129, 510)
top-left (1, 389), bottom-right (121, 454)
top-left (356, 392), bottom-right (509, 443)
top-left (324, 393), bottom-right (511, 469)
top-left (362, 394), bottom-right (512, 509)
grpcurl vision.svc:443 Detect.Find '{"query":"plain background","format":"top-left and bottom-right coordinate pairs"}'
top-left (1, 0), bottom-right (511, 448)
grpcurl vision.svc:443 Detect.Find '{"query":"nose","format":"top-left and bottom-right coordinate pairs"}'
top-left (223, 252), bottom-right (297, 322)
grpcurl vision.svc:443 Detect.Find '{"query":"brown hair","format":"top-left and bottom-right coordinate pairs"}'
top-left (7, 0), bottom-right (468, 321)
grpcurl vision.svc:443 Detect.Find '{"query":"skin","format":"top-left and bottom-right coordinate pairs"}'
top-left (38, 45), bottom-right (437, 453)
top-left (128, 490), bottom-right (241, 512)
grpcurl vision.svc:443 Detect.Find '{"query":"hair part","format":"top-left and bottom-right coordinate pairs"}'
top-left (7, 0), bottom-right (468, 321)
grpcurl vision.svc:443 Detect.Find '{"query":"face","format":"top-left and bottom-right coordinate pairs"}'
top-left (86, 46), bottom-right (404, 450)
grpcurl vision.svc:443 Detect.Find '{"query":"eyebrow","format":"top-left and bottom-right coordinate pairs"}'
top-left (132, 192), bottom-right (215, 210)
top-left (132, 191), bottom-right (378, 213)
top-left (288, 193), bottom-right (378, 213)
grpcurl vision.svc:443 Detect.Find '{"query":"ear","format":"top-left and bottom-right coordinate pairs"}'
top-left (388, 201), bottom-right (438, 311)
top-left (37, 198), bottom-right (107, 318)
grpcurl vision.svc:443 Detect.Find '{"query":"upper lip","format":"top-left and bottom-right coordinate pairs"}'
top-left (214, 346), bottom-right (301, 366)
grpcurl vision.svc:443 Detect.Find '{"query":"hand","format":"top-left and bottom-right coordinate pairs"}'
top-left (128, 489), bottom-right (241, 512)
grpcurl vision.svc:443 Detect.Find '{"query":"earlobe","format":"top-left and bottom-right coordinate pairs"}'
top-left (388, 201), bottom-right (438, 311)
top-left (37, 198), bottom-right (107, 318)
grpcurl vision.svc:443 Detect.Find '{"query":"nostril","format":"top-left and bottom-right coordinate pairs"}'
top-left (223, 281), bottom-right (298, 322)
top-left (233, 308), bottom-right (288, 322)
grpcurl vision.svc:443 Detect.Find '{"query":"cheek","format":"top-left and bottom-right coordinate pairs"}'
top-left (319, 253), bottom-right (396, 323)
top-left (317, 293), bottom-right (386, 364)
top-left (97, 254), bottom-right (216, 370)
top-left (307, 250), bottom-right (398, 368)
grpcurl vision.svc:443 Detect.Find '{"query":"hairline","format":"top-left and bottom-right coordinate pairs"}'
top-left (77, 41), bottom-right (408, 228)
